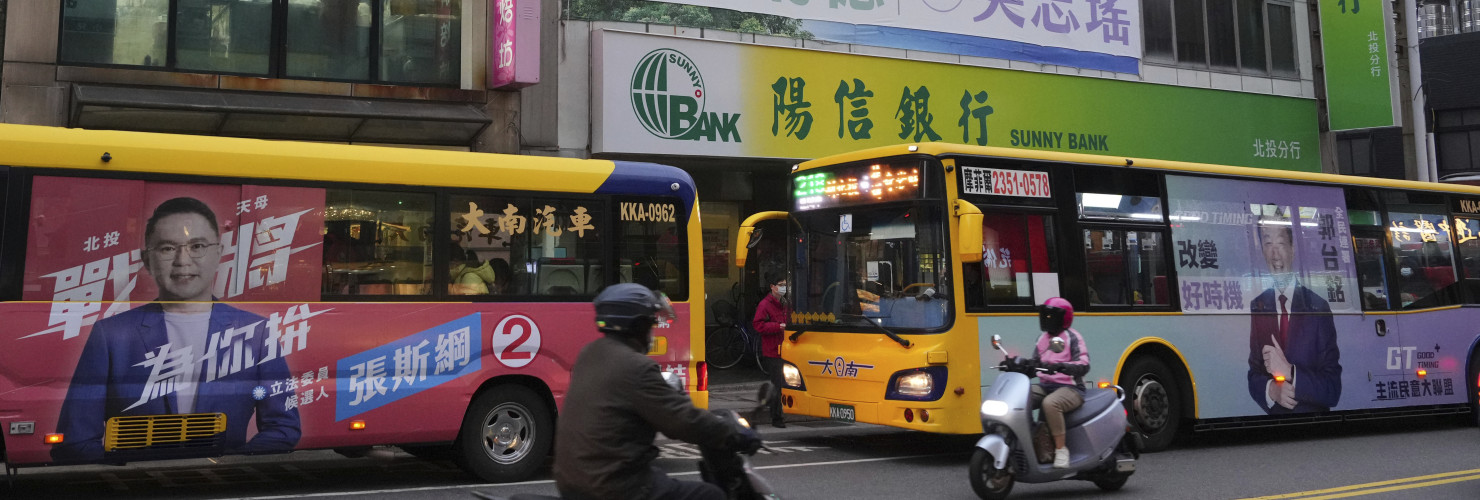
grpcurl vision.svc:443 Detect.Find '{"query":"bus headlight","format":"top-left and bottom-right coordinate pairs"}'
top-left (885, 367), bottom-right (947, 401)
top-left (897, 372), bottom-right (933, 396)
top-left (981, 400), bottom-right (1010, 417)
top-left (782, 362), bottom-right (805, 389)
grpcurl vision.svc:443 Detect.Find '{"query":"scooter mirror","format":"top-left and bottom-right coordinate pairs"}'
top-left (991, 334), bottom-right (1004, 353)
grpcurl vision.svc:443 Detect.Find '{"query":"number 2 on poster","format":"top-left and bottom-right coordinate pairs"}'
top-left (492, 314), bottom-right (541, 368)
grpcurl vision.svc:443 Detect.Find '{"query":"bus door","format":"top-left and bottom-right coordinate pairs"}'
top-left (1350, 226), bottom-right (1411, 403)
top-left (1386, 198), bottom-right (1466, 406)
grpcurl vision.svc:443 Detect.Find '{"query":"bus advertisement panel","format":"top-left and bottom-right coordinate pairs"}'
top-left (0, 168), bottom-right (697, 479)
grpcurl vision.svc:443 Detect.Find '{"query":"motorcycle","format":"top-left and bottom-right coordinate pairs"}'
top-left (969, 334), bottom-right (1142, 499)
top-left (473, 376), bottom-right (780, 500)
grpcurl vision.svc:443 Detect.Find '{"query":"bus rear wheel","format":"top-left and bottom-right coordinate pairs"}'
top-left (455, 384), bottom-right (552, 483)
top-left (1119, 356), bottom-right (1182, 452)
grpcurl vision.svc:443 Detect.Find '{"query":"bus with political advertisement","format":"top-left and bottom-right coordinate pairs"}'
top-left (737, 142), bottom-right (1480, 451)
top-left (0, 124), bottom-right (705, 482)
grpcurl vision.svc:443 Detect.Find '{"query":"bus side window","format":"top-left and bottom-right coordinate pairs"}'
top-left (447, 194), bottom-right (530, 297)
top-left (1083, 228), bottom-right (1169, 306)
top-left (1383, 191), bottom-right (1459, 309)
top-left (322, 189), bottom-right (435, 297)
top-left (614, 198), bottom-right (687, 301)
top-left (529, 198), bottom-right (605, 297)
top-left (1454, 217), bottom-right (1480, 302)
top-left (966, 212), bottom-right (1058, 310)
top-left (1346, 188), bottom-right (1389, 310)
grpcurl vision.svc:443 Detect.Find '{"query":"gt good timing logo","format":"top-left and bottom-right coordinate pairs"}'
top-left (629, 48), bottom-right (742, 142)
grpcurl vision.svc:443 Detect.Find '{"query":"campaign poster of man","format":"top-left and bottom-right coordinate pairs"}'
top-left (18, 177), bottom-right (325, 462)
top-left (1165, 175), bottom-right (1355, 416)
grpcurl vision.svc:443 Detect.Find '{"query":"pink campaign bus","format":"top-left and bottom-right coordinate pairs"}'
top-left (0, 125), bottom-right (708, 482)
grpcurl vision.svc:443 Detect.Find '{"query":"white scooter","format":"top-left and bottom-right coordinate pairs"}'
top-left (969, 334), bottom-right (1142, 499)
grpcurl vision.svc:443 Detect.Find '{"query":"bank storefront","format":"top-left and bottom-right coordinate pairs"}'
top-left (587, 29), bottom-right (1320, 319)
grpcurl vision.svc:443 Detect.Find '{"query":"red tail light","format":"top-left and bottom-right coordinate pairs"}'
top-left (696, 362), bottom-right (709, 392)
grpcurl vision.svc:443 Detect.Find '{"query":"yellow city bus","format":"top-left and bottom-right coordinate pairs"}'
top-left (0, 124), bottom-right (706, 482)
top-left (738, 143), bottom-right (1480, 451)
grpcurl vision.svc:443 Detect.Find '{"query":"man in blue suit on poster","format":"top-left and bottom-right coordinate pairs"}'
top-left (1246, 206), bottom-right (1342, 414)
top-left (53, 197), bottom-right (301, 462)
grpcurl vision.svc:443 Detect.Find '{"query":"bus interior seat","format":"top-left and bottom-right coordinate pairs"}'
top-left (542, 267), bottom-right (582, 295)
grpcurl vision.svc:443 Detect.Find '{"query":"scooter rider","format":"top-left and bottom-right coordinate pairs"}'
top-left (554, 283), bottom-right (763, 500)
top-left (1026, 297), bottom-right (1091, 469)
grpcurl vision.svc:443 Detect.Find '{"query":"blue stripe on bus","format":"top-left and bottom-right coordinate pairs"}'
top-left (597, 161), bottom-right (698, 220)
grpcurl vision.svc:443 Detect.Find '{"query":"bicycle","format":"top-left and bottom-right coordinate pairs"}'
top-left (706, 298), bottom-right (749, 369)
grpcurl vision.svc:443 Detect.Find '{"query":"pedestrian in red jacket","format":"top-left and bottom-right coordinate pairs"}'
top-left (752, 272), bottom-right (790, 428)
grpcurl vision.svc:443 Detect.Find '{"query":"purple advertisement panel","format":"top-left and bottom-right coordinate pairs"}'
top-left (1167, 175), bottom-right (1359, 415)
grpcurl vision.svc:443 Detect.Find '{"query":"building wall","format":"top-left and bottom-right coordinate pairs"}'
top-left (0, 1), bottom-right (518, 153)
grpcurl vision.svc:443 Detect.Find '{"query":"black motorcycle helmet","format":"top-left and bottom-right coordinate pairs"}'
top-left (594, 283), bottom-right (676, 338)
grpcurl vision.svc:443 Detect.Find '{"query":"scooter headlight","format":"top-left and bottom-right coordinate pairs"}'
top-left (981, 400), bottom-right (1010, 417)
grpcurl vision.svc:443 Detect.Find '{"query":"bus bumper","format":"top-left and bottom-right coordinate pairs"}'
top-left (781, 388), bottom-right (974, 433)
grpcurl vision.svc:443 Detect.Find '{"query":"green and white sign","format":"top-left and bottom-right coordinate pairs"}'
top-left (592, 30), bottom-right (1321, 171)
top-left (1318, 0), bottom-right (1399, 131)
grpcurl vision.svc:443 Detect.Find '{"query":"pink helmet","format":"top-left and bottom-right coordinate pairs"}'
top-left (1039, 297), bottom-right (1074, 334)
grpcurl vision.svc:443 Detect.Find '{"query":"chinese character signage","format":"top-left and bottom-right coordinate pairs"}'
top-left (645, 0), bottom-right (1141, 67)
top-left (489, 0), bottom-right (540, 89)
top-left (1318, 0), bottom-right (1398, 130)
top-left (592, 30), bottom-right (1320, 171)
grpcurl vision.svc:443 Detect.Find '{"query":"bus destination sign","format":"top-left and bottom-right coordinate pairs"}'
top-left (961, 166), bottom-right (1051, 198)
top-left (794, 161), bottom-right (922, 211)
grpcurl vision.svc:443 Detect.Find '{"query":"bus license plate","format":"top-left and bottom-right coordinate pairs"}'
top-left (829, 403), bottom-right (856, 423)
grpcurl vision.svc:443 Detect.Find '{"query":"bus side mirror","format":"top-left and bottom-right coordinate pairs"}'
top-left (735, 211), bottom-right (790, 268)
top-left (736, 226), bottom-right (757, 268)
top-left (955, 200), bottom-right (984, 264)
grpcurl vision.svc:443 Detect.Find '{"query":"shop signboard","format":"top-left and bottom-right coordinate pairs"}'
top-left (490, 0), bottom-right (540, 89)
top-left (645, 0), bottom-right (1141, 70)
top-left (591, 30), bottom-right (1320, 172)
top-left (1317, 0), bottom-right (1399, 131)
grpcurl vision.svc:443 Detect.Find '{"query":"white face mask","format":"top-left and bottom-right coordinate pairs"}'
top-left (776, 285), bottom-right (788, 295)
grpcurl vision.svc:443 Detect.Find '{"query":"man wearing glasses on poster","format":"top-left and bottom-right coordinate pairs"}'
top-left (53, 197), bottom-right (301, 462)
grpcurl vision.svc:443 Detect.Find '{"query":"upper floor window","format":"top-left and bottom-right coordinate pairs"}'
top-left (1143, 0), bottom-right (1298, 77)
top-left (59, 0), bottom-right (461, 86)
top-left (1436, 109), bottom-right (1480, 178)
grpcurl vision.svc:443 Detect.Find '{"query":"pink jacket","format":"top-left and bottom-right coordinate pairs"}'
top-left (752, 294), bottom-right (788, 358)
top-left (1031, 328), bottom-right (1089, 387)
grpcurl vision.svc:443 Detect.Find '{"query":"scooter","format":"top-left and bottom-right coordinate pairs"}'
top-left (969, 334), bottom-right (1142, 499)
top-left (472, 377), bottom-right (781, 500)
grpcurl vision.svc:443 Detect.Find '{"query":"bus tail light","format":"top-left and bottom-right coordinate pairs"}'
top-left (696, 362), bottom-right (709, 392)
top-left (45, 433), bottom-right (64, 444)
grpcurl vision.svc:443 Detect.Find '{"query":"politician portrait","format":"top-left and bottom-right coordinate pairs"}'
top-left (53, 197), bottom-right (301, 462)
top-left (1246, 204), bottom-right (1342, 414)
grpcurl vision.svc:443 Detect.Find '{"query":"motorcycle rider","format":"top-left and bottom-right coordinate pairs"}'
top-left (1026, 297), bottom-right (1091, 469)
top-left (554, 283), bottom-right (763, 500)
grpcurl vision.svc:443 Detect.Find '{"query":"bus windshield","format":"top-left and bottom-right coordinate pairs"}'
top-left (791, 203), bottom-right (949, 331)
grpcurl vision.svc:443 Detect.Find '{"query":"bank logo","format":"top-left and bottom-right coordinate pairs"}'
top-left (628, 48), bottom-right (741, 142)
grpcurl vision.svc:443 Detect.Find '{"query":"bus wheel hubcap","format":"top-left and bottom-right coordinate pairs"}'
top-left (482, 402), bottom-right (534, 465)
top-left (1133, 376), bottom-right (1170, 433)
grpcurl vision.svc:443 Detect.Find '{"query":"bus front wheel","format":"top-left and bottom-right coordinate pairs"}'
top-left (455, 384), bottom-right (553, 483)
top-left (1120, 356), bottom-right (1182, 452)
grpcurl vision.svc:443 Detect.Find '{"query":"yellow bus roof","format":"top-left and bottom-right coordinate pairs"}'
top-left (797, 142), bottom-right (1480, 196)
top-left (0, 124), bottom-right (618, 194)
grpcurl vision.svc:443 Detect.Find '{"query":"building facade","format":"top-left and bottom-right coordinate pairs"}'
top-left (1, 1), bottom-right (518, 151)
